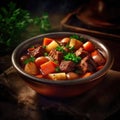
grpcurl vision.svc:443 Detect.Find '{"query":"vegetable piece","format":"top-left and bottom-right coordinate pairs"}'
top-left (55, 67), bottom-right (60, 72)
top-left (83, 41), bottom-right (95, 52)
top-left (40, 61), bottom-right (57, 75)
top-left (69, 38), bottom-right (83, 50)
top-left (48, 73), bottom-right (67, 80)
top-left (70, 34), bottom-right (85, 42)
top-left (64, 53), bottom-right (81, 63)
top-left (56, 46), bottom-right (66, 53)
top-left (24, 62), bottom-right (39, 75)
top-left (61, 37), bottom-right (70, 44)
top-left (97, 65), bottom-right (104, 71)
top-left (81, 72), bottom-right (92, 78)
top-left (43, 37), bottom-right (53, 46)
top-left (66, 72), bottom-right (79, 80)
top-left (70, 34), bottom-right (80, 40)
top-left (91, 50), bottom-right (105, 65)
top-left (91, 49), bottom-right (98, 56)
top-left (35, 74), bottom-right (43, 78)
top-left (35, 56), bottom-right (49, 67)
top-left (23, 56), bottom-right (35, 64)
top-left (46, 40), bottom-right (59, 52)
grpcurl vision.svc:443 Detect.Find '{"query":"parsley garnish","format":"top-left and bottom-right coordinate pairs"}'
top-left (0, 2), bottom-right (51, 53)
top-left (56, 40), bottom-right (82, 63)
top-left (44, 52), bottom-right (48, 56)
top-left (70, 34), bottom-right (85, 42)
top-left (69, 46), bottom-right (74, 51)
top-left (56, 46), bottom-right (66, 54)
top-left (23, 56), bottom-right (35, 64)
top-left (70, 34), bottom-right (80, 40)
top-left (55, 67), bottom-right (60, 72)
top-left (64, 53), bottom-right (81, 63)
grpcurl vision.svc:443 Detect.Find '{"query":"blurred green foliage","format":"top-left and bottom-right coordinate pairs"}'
top-left (0, 2), bottom-right (51, 54)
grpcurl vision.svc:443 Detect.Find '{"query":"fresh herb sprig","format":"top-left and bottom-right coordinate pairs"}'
top-left (23, 56), bottom-right (35, 64)
top-left (70, 34), bottom-right (85, 42)
top-left (0, 2), bottom-right (51, 53)
top-left (39, 13), bottom-right (51, 33)
top-left (64, 53), bottom-right (81, 63)
top-left (56, 45), bottom-right (81, 63)
top-left (0, 2), bottom-right (32, 47)
top-left (56, 46), bottom-right (66, 54)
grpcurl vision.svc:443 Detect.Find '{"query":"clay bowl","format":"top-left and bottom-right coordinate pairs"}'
top-left (11, 32), bottom-right (113, 98)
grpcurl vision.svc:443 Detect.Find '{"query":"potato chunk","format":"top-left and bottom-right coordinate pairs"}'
top-left (24, 62), bottom-right (39, 75)
top-left (48, 72), bottom-right (67, 80)
top-left (69, 38), bottom-right (83, 50)
top-left (46, 40), bottom-right (59, 52)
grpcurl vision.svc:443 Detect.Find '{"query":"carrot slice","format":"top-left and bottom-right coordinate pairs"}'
top-left (97, 65), bottom-right (104, 71)
top-left (81, 72), bottom-right (92, 78)
top-left (43, 37), bottom-right (54, 46)
top-left (36, 74), bottom-right (43, 78)
top-left (40, 61), bottom-right (56, 75)
top-left (91, 50), bottom-right (98, 56)
top-left (83, 41), bottom-right (95, 52)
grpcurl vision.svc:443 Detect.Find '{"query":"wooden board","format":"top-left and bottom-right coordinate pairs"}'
top-left (61, 11), bottom-right (120, 40)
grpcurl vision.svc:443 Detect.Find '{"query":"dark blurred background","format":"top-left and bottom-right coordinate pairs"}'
top-left (0, 0), bottom-right (119, 15)
top-left (0, 0), bottom-right (86, 14)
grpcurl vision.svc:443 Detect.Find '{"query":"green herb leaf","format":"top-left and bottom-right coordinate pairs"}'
top-left (44, 52), bottom-right (48, 56)
top-left (70, 34), bottom-right (80, 40)
top-left (56, 46), bottom-right (66, 54)
top-left (23, 56), bottom-right (35, 64)
top-left (69, 46), bottom-right (74, 51)
top-left (55, 67), bottom-right (60, 72)
top-left (39, 13), bottom-right (51, 33)
top-left (70, 34), bottom-right (85, 42)
top-left (0, 2), bottom-right (51, 53)
top-left (64, 53), bottom-right (81, 63)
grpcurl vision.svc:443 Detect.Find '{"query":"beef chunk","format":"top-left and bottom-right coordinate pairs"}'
top-left (75, 47), bottom-right (88, 58)
top-left (80, 56), bottom-right (88, 73)
top-left (49, 49), bottom-right (63, 63)
top-left (80, 56), bottom-right (97, 73)
top-left (60, 60), bottom-right (76, 72)
top-left (28, 46), bottom-right (45, 57)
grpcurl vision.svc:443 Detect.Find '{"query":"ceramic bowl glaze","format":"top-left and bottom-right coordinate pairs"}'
top-left (11, 32), bottom-right (113, 98)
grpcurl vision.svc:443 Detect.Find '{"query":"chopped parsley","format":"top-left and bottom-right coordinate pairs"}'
top-left (68, 46), bottom-right (74, 51)
top-left (44, 52), bottom-right (48, 56)
top-left (23, 56), bottom-right (35, 64)
top-left (64, 53), bottom-right (81, 63)
top-left (56, 44), bottom-right (81, 63)
top-left (55, 67), bottom-right (60, 72)
top-left (70, 34), bottom-right (80, 40)
top-left (70, 34), bottom-right (85, 42)
top-left (43, 46), bottom-right (46, 49)
top-left (56, 46), bottom-right (66, 53)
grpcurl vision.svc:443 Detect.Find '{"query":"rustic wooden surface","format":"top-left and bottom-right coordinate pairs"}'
top-left (0, 65), bottom-right (120, 120)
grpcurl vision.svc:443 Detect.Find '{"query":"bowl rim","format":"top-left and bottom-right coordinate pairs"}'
top-left (11, 32), bottom-right (114, 85)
